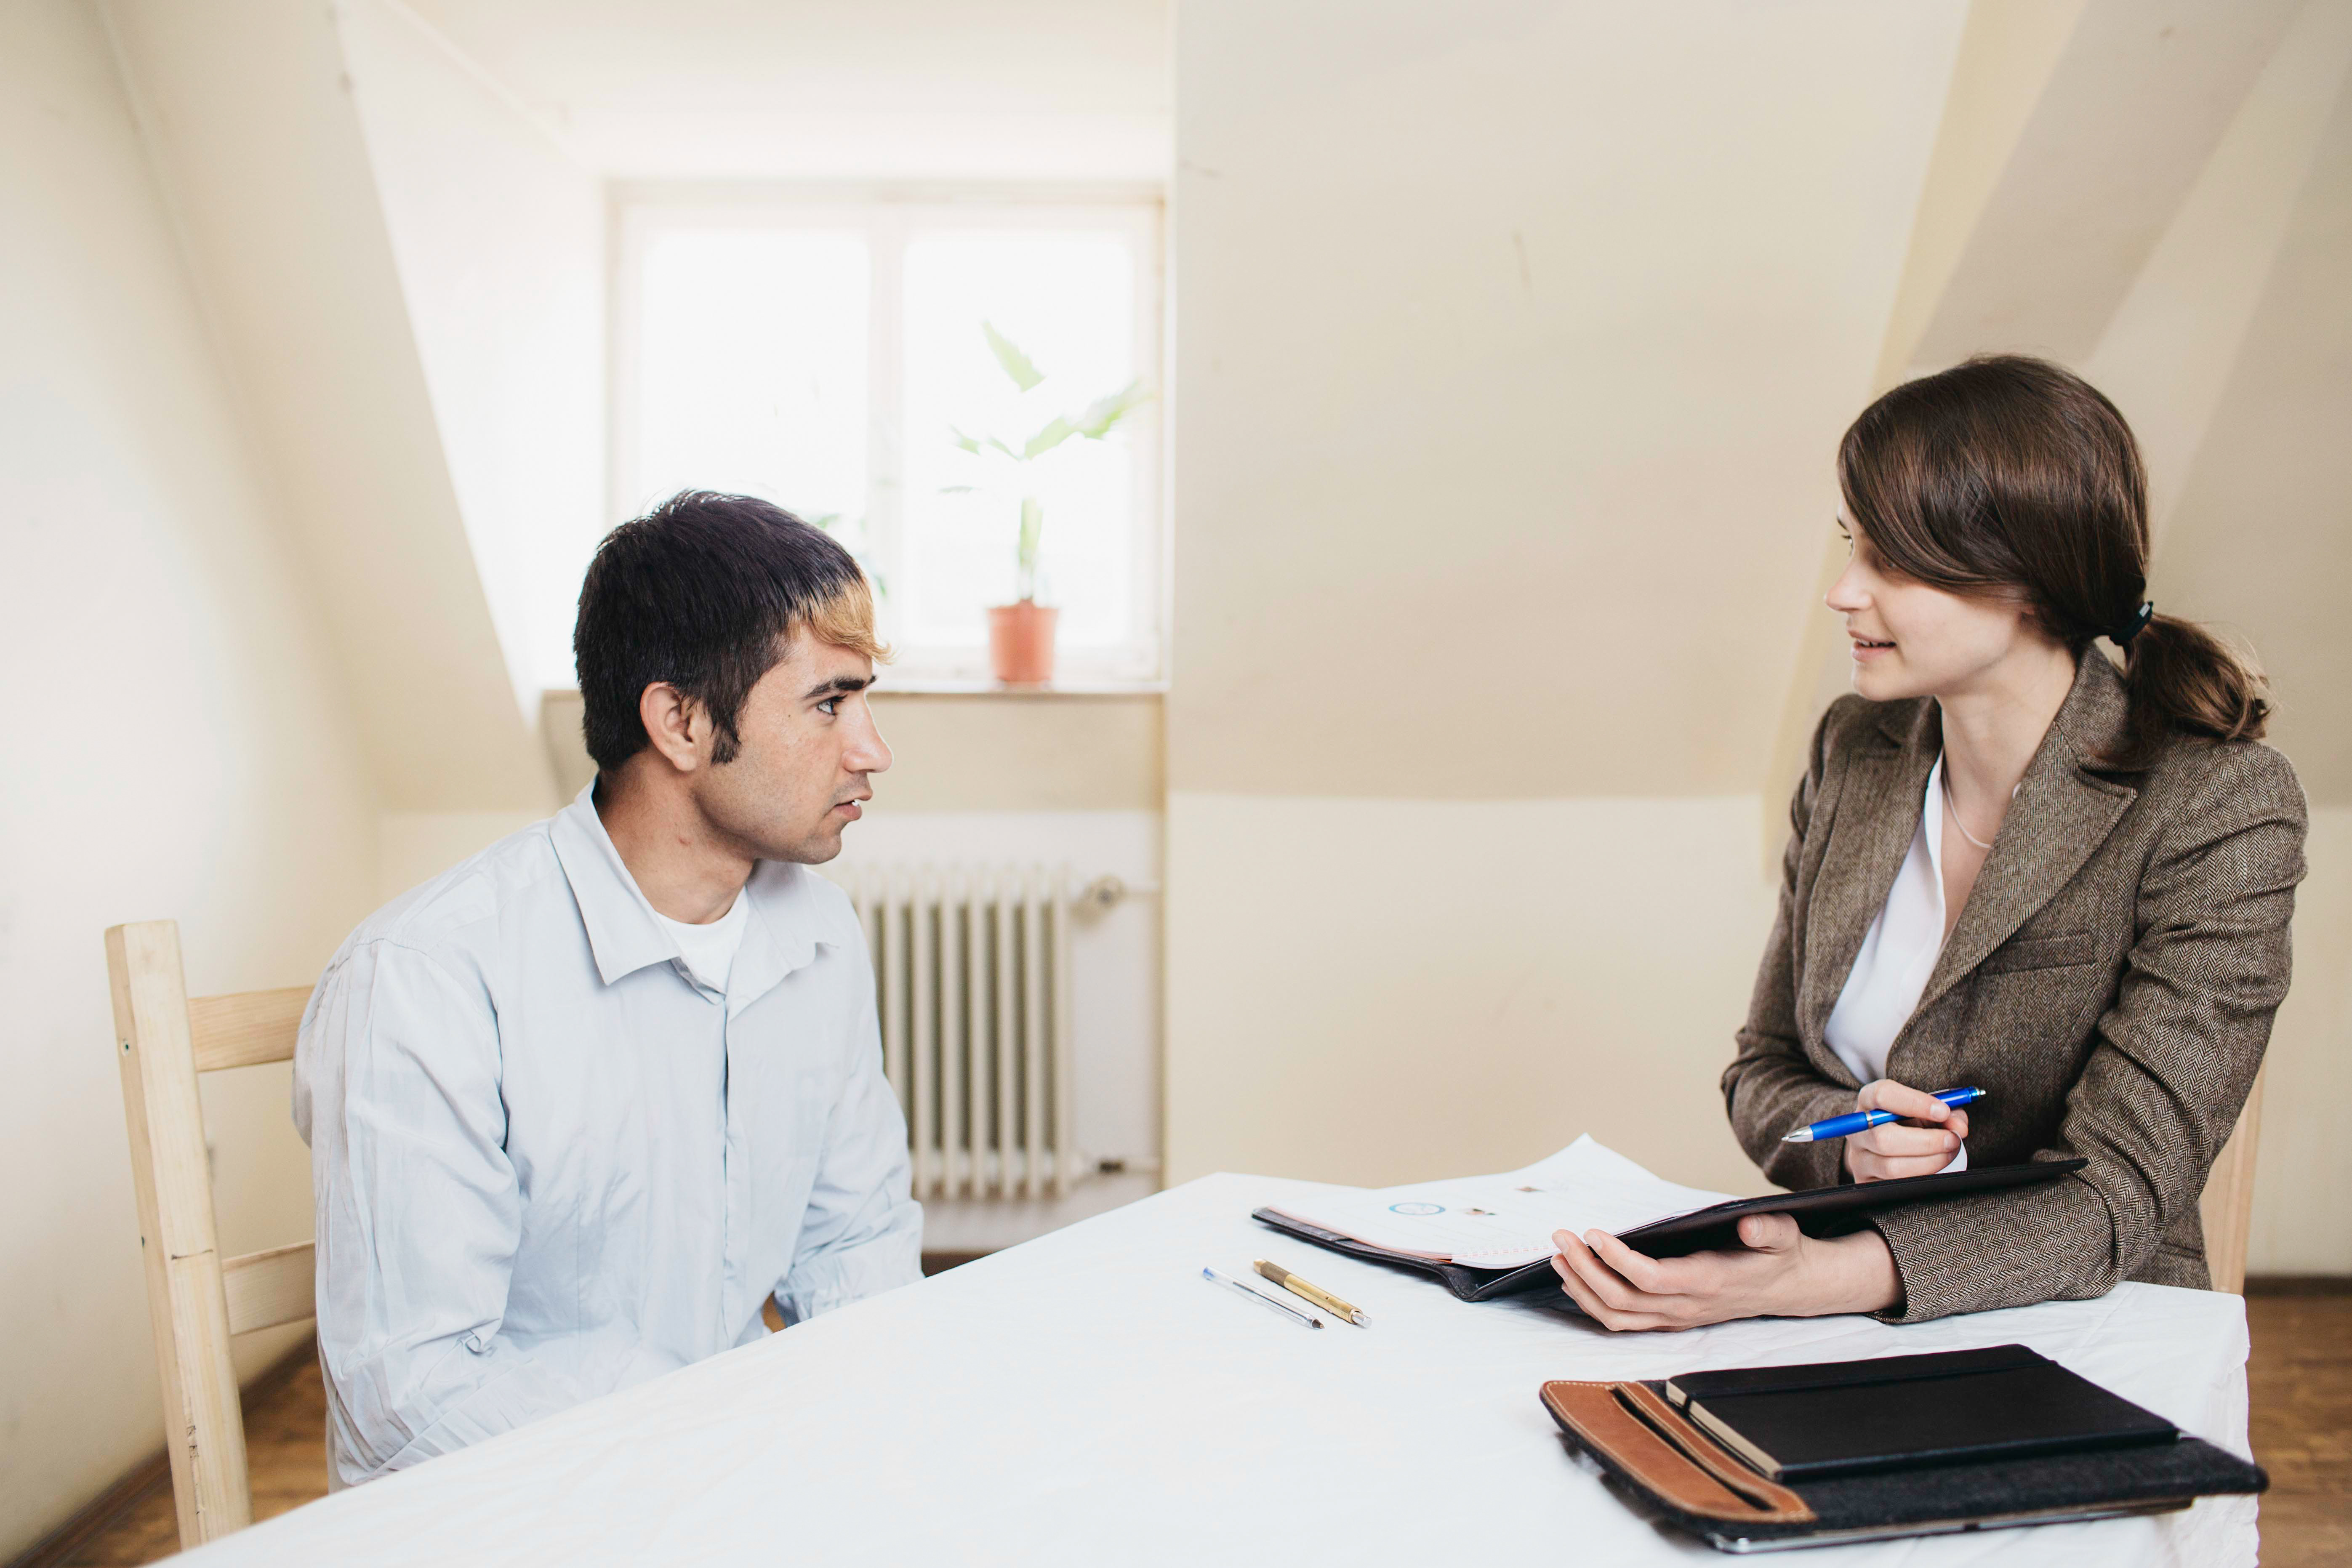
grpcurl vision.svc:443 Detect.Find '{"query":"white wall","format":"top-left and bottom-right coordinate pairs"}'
top-left (1166, 796), bottom-right (1777, 1193)
top-left (1169, 0), bottom-right (2352, 1278)
top-left (1165, 0), bottom-right (1968, 1186)
top-left (2251, 811), bottom-right (2352, 1273)
top-left (0, 2), bottom-right (379, 1554)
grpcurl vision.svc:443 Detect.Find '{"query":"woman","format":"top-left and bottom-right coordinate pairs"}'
top-left (1553, 356), bottom-right (2306, 1328)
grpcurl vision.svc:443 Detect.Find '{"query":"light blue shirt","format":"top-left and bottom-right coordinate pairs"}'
top-left (293, 785), bottom-right (921, 1485)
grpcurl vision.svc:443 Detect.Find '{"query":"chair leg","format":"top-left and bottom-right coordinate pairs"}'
top-left (108, 921), bottom-right (254, 1545)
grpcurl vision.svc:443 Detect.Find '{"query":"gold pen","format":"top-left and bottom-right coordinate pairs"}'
top-left (1255, 1259), bottom-right (1372, 1326)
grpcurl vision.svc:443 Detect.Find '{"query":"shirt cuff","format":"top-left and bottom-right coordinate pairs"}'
top-left (777, 1209), bottom-right (924, 1324)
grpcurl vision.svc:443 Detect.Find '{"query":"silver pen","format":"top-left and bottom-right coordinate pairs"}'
top-left (1202, 1265), bottom-right (1324, 1328)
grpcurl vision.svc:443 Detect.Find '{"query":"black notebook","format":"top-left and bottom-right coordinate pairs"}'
top-left (1252, 1158), bottom-right (2086, 1304)
top-left (1664, 1344), bottom-right (2179, 1481)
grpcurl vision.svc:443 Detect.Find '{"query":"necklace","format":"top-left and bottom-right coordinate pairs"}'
top-left (1941, 768), bottom-right (2010, 852)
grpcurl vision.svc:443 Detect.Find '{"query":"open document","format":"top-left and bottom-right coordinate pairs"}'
top-left (1261, 1137), bottom-right (1737, 1271)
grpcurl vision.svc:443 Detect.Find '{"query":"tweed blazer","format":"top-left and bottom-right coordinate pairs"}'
top-left (1721, 649), bottom-right (2306, 1323)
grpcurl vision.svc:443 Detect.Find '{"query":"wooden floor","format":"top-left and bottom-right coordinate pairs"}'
top-left (56, 1356), bottom-right (327, 1566)
top-left (2247, 1290), bottom-right (2352, 1563)
top-left (48, 1289), bottom-right (2352, 1565)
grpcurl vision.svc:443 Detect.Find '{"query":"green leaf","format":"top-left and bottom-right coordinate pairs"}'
top-left (982, 321), bottom-right (1044, 391)
top-left (1072, 380), bottom-right (1151, 439)
top-left (954, 424), bottom-right (1019, 460)
top-left (1022, 415), bottom-right (1079, 460)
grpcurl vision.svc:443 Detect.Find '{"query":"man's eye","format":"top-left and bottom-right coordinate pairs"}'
top-left (817, 697), bottom-right (841, 716)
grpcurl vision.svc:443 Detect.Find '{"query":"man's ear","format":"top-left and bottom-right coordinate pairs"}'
top-left (637, 682), bottom-right (709, 773)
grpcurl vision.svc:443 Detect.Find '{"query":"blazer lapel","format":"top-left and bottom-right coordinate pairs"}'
top-left (1799, 701), bottom-right (1939, 1051)
top-left (1914, 651), bottom-right (2139, 1017)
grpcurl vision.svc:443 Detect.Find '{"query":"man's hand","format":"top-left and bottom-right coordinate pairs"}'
top-left (1845, 1078), bottom-right (1969, 1182)
top-left (1550, 1214), bottom-right (1901, 1331)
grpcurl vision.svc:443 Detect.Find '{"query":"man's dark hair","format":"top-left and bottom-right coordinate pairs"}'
top-left (574, 490), bottom-right (882, 774)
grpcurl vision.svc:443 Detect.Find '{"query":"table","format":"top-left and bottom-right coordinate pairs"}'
top-left (184, 1174), bottom-right (2259, 1565)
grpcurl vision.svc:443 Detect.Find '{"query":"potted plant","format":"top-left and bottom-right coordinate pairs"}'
top-left (946, 322), bottom-right (1150, 684)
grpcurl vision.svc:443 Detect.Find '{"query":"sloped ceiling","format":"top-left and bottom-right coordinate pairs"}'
top-left (1769, 0), bottom-right (2352, 817)
top-left (2158, 79), bottom-right (2352, 802)
top-left (96, 0), bottom-right (1174, 818)
top-left (398, 0), bottom-right (1172, 180)
top-left (1909, 0), bottom-right (2304, 367)
top-left (104, 0), bottom-right (554, 812)
top-left (96, 0), bottom-right (2347, 812)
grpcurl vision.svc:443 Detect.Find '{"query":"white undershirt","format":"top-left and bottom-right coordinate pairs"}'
top-left (653, 889), bottom-right (752, 997)
top-left (1823, 753), bottom-right (1967, 1173)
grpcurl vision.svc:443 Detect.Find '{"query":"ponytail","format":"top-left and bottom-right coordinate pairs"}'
top-left (1841, 356), bottom-right (2280, 774)
top-left (2109, 611), bottom-right (2270, 770)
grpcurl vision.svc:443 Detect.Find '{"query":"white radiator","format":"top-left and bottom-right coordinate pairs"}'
top-left (836, 865), bottom-right (1079, 1200)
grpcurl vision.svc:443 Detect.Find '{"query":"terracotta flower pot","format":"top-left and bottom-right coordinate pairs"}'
top-left (987, 601), bottom-right (1059, 684)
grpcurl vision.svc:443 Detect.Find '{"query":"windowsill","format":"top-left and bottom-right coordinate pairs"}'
top-left (873, 680), bottom-right (1166, 698)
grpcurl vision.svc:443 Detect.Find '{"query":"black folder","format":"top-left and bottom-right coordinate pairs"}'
top-left (1541, 1353), bottom-right (2263, 1552)
top-left (1252, 1158), bottom-right (2086, 1304)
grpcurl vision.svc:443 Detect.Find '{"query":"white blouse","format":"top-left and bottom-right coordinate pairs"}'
top-left (1822, 753), bottom-right (1968, 1173)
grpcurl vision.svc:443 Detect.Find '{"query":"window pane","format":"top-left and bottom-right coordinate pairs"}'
top-left (629, 228), bottom-right (869, 549)
top-left (901, 232), bottom-right (1138, 650)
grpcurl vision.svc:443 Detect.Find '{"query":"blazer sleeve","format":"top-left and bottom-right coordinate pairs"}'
top-left (1721, 700), bottom-right (1868, 1191)
top-left (1867, 743), bottom-right (2308, 1323)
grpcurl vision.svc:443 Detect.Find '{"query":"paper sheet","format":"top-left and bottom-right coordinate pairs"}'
top-left (1262, 1135), bottom-right (1737, 1269)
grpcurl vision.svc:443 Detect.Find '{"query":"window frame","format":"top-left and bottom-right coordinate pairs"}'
top-left (610, 182), bottom-right (1169, 689)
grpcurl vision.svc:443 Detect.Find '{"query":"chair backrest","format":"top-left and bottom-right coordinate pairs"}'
top-left (2198, 1065), bottom-right (2267, 1296)
top-left (107, 920), bottom-right (317, 1550)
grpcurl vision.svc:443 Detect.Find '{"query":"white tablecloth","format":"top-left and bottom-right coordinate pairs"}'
top-left (186, 1174), bottom-right (2258, 1565)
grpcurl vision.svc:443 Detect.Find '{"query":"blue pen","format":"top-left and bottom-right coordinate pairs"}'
top-left (1781, 1086), bottom-right (1986, 1144)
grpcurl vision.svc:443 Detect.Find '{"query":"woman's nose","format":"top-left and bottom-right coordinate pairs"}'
top-left (1825, 559), bottom-right (1868, 613)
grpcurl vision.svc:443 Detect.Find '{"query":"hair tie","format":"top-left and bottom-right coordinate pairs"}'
top-left (2113, 601), bottom-right (2155, 648)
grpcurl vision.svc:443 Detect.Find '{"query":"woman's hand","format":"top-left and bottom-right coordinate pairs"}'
top-left (1550, 1214), bottom-right (1901, 1331)
top-left (1845, 1078), bottom-right (1969, 1182)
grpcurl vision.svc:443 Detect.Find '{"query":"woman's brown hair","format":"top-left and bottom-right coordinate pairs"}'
top-left (1837, 354), bottom-right (2268, 768)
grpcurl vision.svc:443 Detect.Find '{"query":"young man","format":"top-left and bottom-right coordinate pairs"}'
top-left (294, 492), bottom-right (919, 1487)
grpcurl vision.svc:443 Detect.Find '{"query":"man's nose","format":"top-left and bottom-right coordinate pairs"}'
top-left (849, 710), bottom-right (892, 775)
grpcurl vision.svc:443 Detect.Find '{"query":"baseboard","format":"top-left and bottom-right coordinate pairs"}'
top-left (2246, 1274), bottom-right (2352, 1296)
top-left (5, 1336), bottom-right (317, 1568)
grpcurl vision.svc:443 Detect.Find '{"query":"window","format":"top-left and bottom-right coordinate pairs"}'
top-left (614, 190), bottom-right (1164, 684)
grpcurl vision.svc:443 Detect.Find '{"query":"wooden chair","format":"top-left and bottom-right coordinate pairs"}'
top-left (2199, 1065), bottom-right (2267, 1296)
top-left (107, 920), bottom-right (317, 1550)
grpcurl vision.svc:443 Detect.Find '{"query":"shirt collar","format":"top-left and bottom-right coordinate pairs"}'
top-left (548, 782), bottom-right (849, 1004)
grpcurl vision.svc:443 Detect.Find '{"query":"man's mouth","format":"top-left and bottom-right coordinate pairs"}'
top-left (1851, 636), bottom-right (1895, 652)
